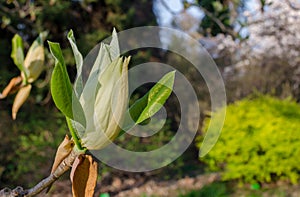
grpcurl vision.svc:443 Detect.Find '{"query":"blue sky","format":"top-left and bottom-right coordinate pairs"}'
top-left (154, 0), bottom-right (205, 25)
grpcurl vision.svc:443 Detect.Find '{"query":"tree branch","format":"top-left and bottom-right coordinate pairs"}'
top-left (159, 0), bottom-right (180, 15)
top-left (0, 149), bottom-right (80, 197)
top-left (159, 0), bottom-right (237, 38)
top-left (285, 0), bottom-right (300, 10)
top-left (200, 7), bottom-right (237, 38)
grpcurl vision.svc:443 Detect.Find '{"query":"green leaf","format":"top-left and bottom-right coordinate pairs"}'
top-left (125, 71), bottom-right (175, 128)
top-left (119, 71), bottom-right (175, 137)
top-left (48, 41), bottom-right (73, 119)
top-left (11, 34), bottom-right (27, 78)
top-left (135, 71), bottom-right (175, 123)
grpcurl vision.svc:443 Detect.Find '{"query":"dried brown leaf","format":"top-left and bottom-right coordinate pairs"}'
top-left (70, 155), bottom-right (98, 197)
top-left (0, 76), bottom-right (22, 99)
top-left (51, 135), bottom-right (74, 173)
top-left (70, 156), bottom-right (83, 183)
top-left (12, 84), bottom-right (32, 120)
top-left (46, 135), bottom-right (74, 193)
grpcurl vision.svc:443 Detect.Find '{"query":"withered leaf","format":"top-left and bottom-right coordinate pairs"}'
top-left (51, 135), bottom-right (74, 173)
top-left (70, 155), bottom-right (98, 197)
top-left (46, 135), bottom-right (74, 193)
top-left (0, 76), bottom-right (22, 99)
top-left (12, 84), bottom-right (32, 120)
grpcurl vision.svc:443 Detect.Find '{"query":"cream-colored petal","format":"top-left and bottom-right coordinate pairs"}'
top-left (82, 57), bottom-right (130, 150)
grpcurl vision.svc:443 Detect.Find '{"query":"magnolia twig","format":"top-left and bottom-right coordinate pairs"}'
top-left (0, 149), bottom-right (80, 197)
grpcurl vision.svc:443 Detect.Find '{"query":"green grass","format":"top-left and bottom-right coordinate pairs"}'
top-left (179, 181), bottom-right (291, 197)
top-left (179, 182), bottom-right (229, 197)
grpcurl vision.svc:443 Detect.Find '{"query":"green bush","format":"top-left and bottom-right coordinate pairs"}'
top-left (197, 95), bottom-right (300, 184)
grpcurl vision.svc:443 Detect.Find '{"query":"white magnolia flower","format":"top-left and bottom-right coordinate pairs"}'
top-left (68, 29), bottom-right (130, 150)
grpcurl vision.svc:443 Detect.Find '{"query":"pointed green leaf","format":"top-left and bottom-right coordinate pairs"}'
top-left (135, 71), bottom-right (175, 123)
top-left (11, 34), bottom-right (27, 78)
top-left (119, 71), bottom-right (175, 137)
top-left (124, 71), bottom-right (175, 129)
top-left (48, 41), bottom-right (73, 119)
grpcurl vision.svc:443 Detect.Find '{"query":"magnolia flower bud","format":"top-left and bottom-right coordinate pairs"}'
top-left (81, 56), bottom-right (130, 150)
top-left (50, 29), bottom-right (175, 152)
top-left (70, 29), bottom-right (130, 150)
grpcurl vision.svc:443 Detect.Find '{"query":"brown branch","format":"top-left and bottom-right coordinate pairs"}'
top-left (0, 149), bottom-right (80, 197)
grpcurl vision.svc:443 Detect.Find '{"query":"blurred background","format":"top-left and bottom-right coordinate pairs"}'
top-left (1, 0), bottom-right (300, 196)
